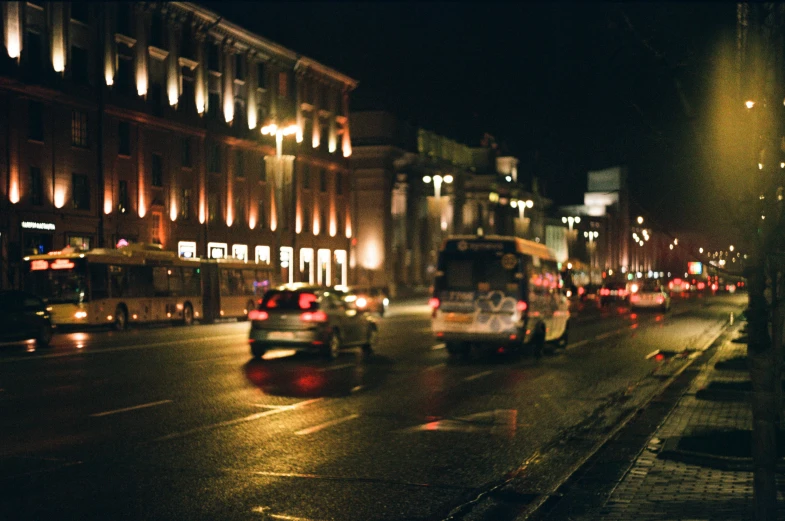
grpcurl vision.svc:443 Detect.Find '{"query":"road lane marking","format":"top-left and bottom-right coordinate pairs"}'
top-left (0, 333), bottom-right (247, 363)
top-left (153, 398), bottom-right (323, 442)
top-left (90, 400), bottom-right (172, 417)
top-left (424, 363), bottom-right (446, 371)
top-left (294, 414), bottom-right (360, 436)
top-left (464, 370), bottom-right (494, 382)
top-left (351, 385), bottom-right (363, 393)
top-left (594, 331), bottom-right (618, 340)
top-left (431, 343), bottom-right (446, 350)
top-left (317, 363), bottom-right (355, 372)
top-left (645, 349), bottom-right (661, 360)
top-left (566, 339), bottom-right (590, 350)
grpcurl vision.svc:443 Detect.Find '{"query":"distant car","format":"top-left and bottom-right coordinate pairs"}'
top-left (598, 282), bottom-right (629, 307)
top-left (668, 278), bottom-right (691, 294)
top-left (334, 286), bottom-right (389, 316)
top-left (248, 284), bottom-right (378, 359)
top-left (629, 280), bottom-right (671, 311)
top-left (0, 290), bottom-right (54, 348)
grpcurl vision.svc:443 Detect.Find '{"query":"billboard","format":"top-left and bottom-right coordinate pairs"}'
top-left (688, 262), bottom-right (703, 275)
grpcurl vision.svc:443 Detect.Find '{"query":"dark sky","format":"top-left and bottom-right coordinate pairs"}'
top-left (199, 1), bottom-right (737, 236)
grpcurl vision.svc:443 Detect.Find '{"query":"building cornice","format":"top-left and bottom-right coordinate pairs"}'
top-left (169, 2), bottom-right (358, 89)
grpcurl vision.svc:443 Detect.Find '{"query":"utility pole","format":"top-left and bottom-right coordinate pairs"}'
top-left (739, 3), bottom-right (783, 519)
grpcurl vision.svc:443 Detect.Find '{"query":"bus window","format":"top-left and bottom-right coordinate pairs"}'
top-left (109, 265), bottom-right (127, 298)
top-left (168, 267), bottom-right (184, 296)
top-left (183, 267), bottom-right (201, 297)
top-left (230, 269), bottom-right (245, 296)
top-left (89, 264), bottom-right (109, 299)
top-left (440, 252), bottom-right (518, 292)
top-left (153, 267), bottom-right (170, 297)
top-left (128, 266), bottom-right (154, 298)
top-left (220, 269), bottom-right (231, 296)
top-left (241, 270), bottom-right (257, 294)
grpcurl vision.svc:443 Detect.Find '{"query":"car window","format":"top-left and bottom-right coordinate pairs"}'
top-left (260, 290), bottom-right (320, 311)
top-left (23, 296), bottom-right (43, 310)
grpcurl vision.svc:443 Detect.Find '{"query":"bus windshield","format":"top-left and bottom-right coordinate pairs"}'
top-left (24, 258), bottom-right (88, 304)
top-left (437, 251), bottom-right (518, 292)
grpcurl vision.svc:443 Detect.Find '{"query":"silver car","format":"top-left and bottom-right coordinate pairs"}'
top-left (249, 284), bottom-right (378, 359)
top-left (629, 280), bottom-right (671, 311)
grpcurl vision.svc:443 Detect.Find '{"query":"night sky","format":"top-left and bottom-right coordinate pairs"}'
top-left (199, 1), bottom-right (738, 237)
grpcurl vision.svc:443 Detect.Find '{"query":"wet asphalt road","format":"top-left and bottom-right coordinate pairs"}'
top-left (0, 293), bottom-right (746, 521)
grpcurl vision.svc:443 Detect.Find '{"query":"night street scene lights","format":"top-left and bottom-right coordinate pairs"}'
top-left (423, 174), bottom-right (453, 198)
top-left (561, 215), bottom-right (581, 230)
top-left (261, 123), bottom-right (301, 159)
top-left (636, 216), bottom-right (644, 225)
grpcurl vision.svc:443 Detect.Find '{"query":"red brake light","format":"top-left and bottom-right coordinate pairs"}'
top-left (301, 310), bottom-right (328, 322)
top-left (429, 298), bottom-right (440, 309)
top-left (248, 310), bottom-right (268, 321)
top-left (516, 300), bottom-right (528, 312)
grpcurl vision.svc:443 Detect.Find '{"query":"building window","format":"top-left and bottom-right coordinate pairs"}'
top-left (25, 30), bottom-right (43, 71)
top-left (71, 110), bottom-right (88, 148)
top-left (30, 167), bottom-right (43, 206)
top-left (70, 3), bottom-right (88, 23)
top-left (71, 46), bottom-right (89, 84)
top-left (235, 54), bottom-right (244, 80)
top-left (235, 194), bottom-right (245, 223)
top-left (72, 173), bottom-right (90, 210)
top-left (278, 72), bottom-right (289, 98)
top-left (116, 44), bottom-right (134, 94)
top-left (208, 92), bottom-right (220, 120)
top-left (180, 188), bottom-right (191, 220)
top-left (209, 144), bottom-right (221, 173)
top-left (320, 169), bottom-right (327, 192)
top-left (182, 138), bottom-right (191, 168)
top-left (257, 62), bottom-right (266, 89)
top-left (151, 153), bottom-right (163, 187)
top-left (257, 199), bottom-right (266, 229)
top-left (118, 180), bottom-right (129, 213)
top-left (116, 5), bottom-right (132, 36)
top-left (336, 173), bottom-right (343, 195)
top-left (68, 235), bottom-right (91, 250)
top-left (208, 193), bottom-right (218, 223)
top-left (302, 163), bottom-right (310, 189)
top-left (235, 150), bottom-right (244, 178)
top-left (207, 43), bottom-right (220, 72)
top-left (151, 211), bottom-right (162, 244)
top-left (149, 14), bottom-right (164, 48)
top-left (118, 121), bottom-right (130, 156)
top-left (28, 101), bottom-right (43, 141)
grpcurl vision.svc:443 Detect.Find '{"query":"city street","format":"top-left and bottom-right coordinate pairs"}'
top-left (0, 293), bottom-right (745, 521)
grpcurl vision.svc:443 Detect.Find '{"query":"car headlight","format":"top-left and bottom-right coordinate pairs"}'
top-left (356, 297), bottom-right (368, 309)
top-left (74, 311), bottom-right (87, 319)
top-left (383, 298), bottom-right (389, 306)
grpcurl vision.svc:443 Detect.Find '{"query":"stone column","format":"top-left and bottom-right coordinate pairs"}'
top-left (328, 86), bottom-right (337, 153)
top-left (166, 15), bottom-right (180, 107)
top-left (50, 2), bottom-right (67, 73)
top-left (3, 2), bottom-right (24, 60)
top-left (194, 29), bottom-right (206, 115)
top-left (312, 80), bottom-right (321, 149)
top-left (294, 70), bottom-right (304, 143)
top-left (341, 88), bottom-right (352, 158)
top-left (134, 5), bottom-right (148, 97)
top-left (246, 52), bottom-right (257, 129)
top-left (103, 3), bottom-right (115, 86)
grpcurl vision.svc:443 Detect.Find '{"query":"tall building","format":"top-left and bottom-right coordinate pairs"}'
top-left (0, 1), bottom-right (357, 289)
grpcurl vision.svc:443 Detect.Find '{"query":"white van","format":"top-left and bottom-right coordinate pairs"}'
top-left (430, 235), bottom-right (570, 357)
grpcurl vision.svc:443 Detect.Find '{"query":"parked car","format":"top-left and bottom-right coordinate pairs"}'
top-left (248, 284), bottom-right (378, 359)
top-left (598, 282), bottom-right (629, 307)
top-left (334, 286), bottom-right (389, 316)
top-left (629, 280), bottom-right (671, 311)
top-left (0, 290), bottom-right (54, 348)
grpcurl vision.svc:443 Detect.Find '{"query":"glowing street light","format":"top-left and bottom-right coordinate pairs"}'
top-left (636, 216), bottom-right (644, 225)
top-left (699, 247), bottom-right (704, 254)
top-left (261, 123), bottom-right (300, 159)
top-left (561, 215), bottom-right (580, 230)
top-left (423, 173), bottom-right (453, 198)
top-left (745, 100), bottom-right (756, 109)
top-left (729, 245), bottom-right (735, 252)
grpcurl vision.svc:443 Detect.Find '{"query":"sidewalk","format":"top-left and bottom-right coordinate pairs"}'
top-left (550, 319), bottom-right (785, 520)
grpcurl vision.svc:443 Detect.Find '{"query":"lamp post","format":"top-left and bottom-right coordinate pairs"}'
top-left (584, 230), bottom-right (599, 281)
top-left (261, 123), bottom-right (300, 283)
top-left (511, 199), bottom-right (533, 238)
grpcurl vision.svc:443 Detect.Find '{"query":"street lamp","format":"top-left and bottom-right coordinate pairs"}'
top-left (423, 174), bottom-right (453, 198)
top-left (637, 216), bottom-right (644, 225)
top-left (729, 244), bottom-right (735, 252)
top-left (561, 215), bottom-right (581, 231)
top-left (745, 100), bottom-right (756, 109)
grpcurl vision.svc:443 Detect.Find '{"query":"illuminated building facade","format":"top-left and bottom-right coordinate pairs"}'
top-left (0, 1), bottom-right (357, 289)
top-left (350, 111), bottom-right (546, 296)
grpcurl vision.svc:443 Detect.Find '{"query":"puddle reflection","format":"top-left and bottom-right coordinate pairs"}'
top-left (244, 352), bottom-right (392, 398)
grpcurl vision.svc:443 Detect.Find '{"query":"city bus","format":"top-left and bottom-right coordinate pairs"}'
top-left (430, 235), bottom-right (570, 357)
top-left (23, 243), bottom-right (276, 329)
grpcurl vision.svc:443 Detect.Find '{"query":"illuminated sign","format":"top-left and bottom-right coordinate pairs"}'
top-left (255, 245), bottom-right (271, 264)
top-left (117, 239), bottom-right (129, 248)
top-left (232, 244), bottom-right (248, 261)
top-left (30, 260), bottom-right (49, 271)
top-left (688, 262), bottom-right (703, 275)
top-left (51, 259), bottom-right (75, 270)
top-left (207, 242), bottom-right (227, 259)
top-left (21, 221), bottom-right (55, 231)
top-left (178, 241), bottom-right (197, 259)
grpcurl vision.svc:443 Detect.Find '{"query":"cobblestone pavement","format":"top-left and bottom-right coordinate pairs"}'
top-left (567, 323), bottom-right (785, 521)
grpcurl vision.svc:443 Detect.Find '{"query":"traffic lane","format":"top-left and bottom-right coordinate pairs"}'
top-left (55, 296), bottom-right (742, 521)
top-left (0, 297), bottom-right (741, 520)
top-left (0, 293), bottom-right (709, 461)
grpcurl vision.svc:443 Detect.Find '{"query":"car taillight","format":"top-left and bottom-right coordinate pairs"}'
top-left (301, 310), bottom-right (328, 322)
top-left (516, 300), bottom-right (528, 312)
top-left (630, 295), bottom-right (640, 302)
top-left (657, 296), bottom-right (664, 303)
top-left (429, 298), bottom-right (440, 309)
top-left (356, 297), bottom-right (368, 309)
top-left (248, 310), bottom-right (268, 321)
